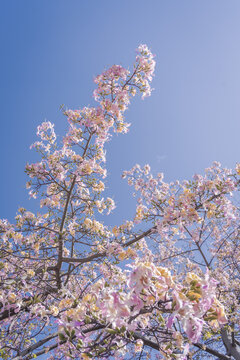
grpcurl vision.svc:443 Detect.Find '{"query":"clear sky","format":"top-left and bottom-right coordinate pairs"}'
top-left (1, 0), bottom-right (240, 226)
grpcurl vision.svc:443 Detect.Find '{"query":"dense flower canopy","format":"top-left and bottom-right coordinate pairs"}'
top-left (0, 45), bottom-right (240, 360)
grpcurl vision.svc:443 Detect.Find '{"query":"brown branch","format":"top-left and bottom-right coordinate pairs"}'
top-left (61, 226), bottom-right (156, 265)
top-left (55, 131), bottom-right (94, 289)
top-left (22, 324), bottom-right (105, 359)
top-left (133, 332), bottom-right (231, 360)
top-left (194, 342), bottom-right (231, 360)
top-left (12, 332), bottom-right (58, 359)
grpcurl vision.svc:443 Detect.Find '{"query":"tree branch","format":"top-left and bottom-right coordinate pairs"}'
top-left (221, 328), bottom-right (240, 360)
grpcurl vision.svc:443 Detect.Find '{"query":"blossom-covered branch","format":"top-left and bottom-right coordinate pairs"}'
top-left (1, 45), bottom-right (240, 360)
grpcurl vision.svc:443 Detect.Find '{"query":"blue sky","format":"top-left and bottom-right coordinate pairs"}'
top-left (1, 0), bottom-right (240, 225)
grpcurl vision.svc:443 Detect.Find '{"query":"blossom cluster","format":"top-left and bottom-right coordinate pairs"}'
top-left (56, 262), bottom-right (226, 359)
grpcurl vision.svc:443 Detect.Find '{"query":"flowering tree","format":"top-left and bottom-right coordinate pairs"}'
top-left (1, 45), bottom-right (240, 360)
